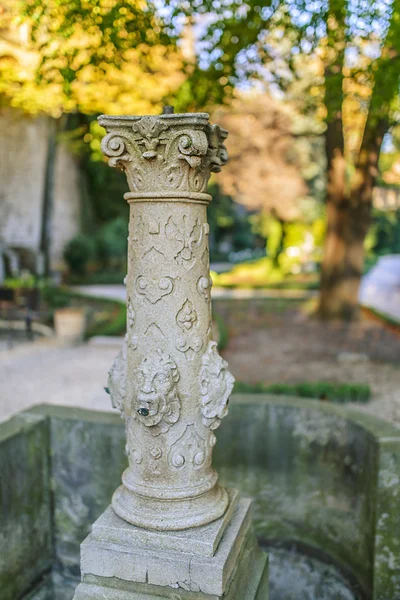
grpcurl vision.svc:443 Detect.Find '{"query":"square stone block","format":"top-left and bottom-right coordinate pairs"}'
top-left (74, 541), bottom-right (268, 599)
top-left (80, 498), bottom-right (255, 596)
top-left (92, 489), bottom-right (239, 558)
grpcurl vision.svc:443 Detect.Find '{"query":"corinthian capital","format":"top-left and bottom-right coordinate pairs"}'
top-left (98, 112), bottom-right (228, 200)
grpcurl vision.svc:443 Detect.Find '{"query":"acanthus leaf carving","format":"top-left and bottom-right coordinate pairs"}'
top-left (132, 116), bottom-right (169, 160)
top-left (98, 114), bottom-right (229, 195)
top-left (132, 348), bottom-right (181, 436)
top-left (199, 340), bottom-right (235, 430)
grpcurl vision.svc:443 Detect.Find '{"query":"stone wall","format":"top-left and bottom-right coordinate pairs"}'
top-left (51, 142), bottom-right (82, 270)
top-left (0, 412), bottom-right (52, 600)
top-left (0, 109), bottom-right (81, 273)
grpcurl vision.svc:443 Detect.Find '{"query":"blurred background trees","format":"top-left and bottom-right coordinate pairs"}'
top-left (1, 0), bottom-right (400, 319)
top-left (167, 0), bottom-right (400, 318)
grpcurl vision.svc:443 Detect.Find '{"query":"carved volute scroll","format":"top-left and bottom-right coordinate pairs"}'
top-left (98, 113), bottom-right (228, 198)
top-left (99, 111), bottom-right (234, 531)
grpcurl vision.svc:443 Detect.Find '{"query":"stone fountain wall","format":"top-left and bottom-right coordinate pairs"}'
top-left (1, 398), bottom-right (399, 600)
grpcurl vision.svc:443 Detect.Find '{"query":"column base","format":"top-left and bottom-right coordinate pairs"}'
top-left (73, 493), bottom-right (268, 599)
top-left (112, 481), bottom-right (230, 531)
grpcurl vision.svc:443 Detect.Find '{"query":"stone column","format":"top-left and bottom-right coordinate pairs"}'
top-left (99, 110), bottom-right (235, 531)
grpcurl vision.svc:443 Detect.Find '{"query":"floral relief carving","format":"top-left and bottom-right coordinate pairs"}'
top-left (132, 349), bottom-right (181, 436)
top-left (165, 215), bottom-right (203, 270)
top-left (176, 299), bottom-right (198, 331)
top-left (136, 275), bottom-right (174, 304)
top-left (199, 341), bottom-right (235, 430)
top-left (176, 336), bottom-right (203, 361)
top-left (132, 116), bottom-right (169, 160)
top-left (99, 112), bottom-right (233, 530)
top-left (107, 339), bottom-right (127, 414)
top-left (197, 275), bottom-right (212, 302)
top-left (168, 424), bottom-right (207, 470)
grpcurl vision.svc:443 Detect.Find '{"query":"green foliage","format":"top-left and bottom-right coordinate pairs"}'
top-left (63, 234), bottom-right (96, 275)
top-left (234, 380), bottom-right (371, 404)
top-left (4, 273), bottom-right (38, 290)
top-left (96, 217), bottom-right (128, 270)
top-left (42, 286), bottom-right (126, 336)
top-left (63, 216), bottom-right (128, 276)
top-left (212, 311), bottom-right (229, 351)
top-left (367, 209), bottom-right (400, 258)
top-left (1, 1), bottom-right (183, 116)
top-left (41, 286), bottom-right (71, 309)
top-left (207, 183), bottom-right (258, 260)
top-left (86, 301), bottom-right (126, 337)
top-left (211, 256), bottom-right (320, 289)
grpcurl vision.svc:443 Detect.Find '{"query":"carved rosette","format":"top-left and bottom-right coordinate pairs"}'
top-left (99, 111), bottom-right (234, 531)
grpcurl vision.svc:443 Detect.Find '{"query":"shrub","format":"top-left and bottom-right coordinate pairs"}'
top-left (233, 381), bottom-right (371, 404)
top-left (64, 234), bottom-right (96, 274)
top-left (96, 217), bottom-right (128, 270)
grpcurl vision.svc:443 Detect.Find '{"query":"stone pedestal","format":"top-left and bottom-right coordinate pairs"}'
top-left (73, 496), bottom-right (268, 599)
top-left (72, 109), bottom-right (268, 599)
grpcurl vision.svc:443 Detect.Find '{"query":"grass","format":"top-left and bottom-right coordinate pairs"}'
top-left (233, 381), bottom-right (371, 404)
top-left (211, 257), bottom-right (319, 290)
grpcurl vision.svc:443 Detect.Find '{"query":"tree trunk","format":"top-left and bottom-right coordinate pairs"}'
top-left (318, 194), bottom-right (371, 320)
top-left (319, 117), bottom-right (389, 319)
top-left (318, 0), bottom-right (396, 319)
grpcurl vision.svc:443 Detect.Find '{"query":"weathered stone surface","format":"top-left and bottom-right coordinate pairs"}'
top-left (92, 489), bottom-right (239, 558)
top-left (215, 395), bottom-right (382, 595)
top-left (268, 547), bottom-right (360, 600)
top-left (99, 111), bottom-right (235, 531)
top-left (45, 406), bottom-right (127, 581)
top-left (372, 438), bottom-right (400, 599)
top-left (80, 498), bottom-right (252, 596)
top-left (22, 577), bottom-right (53, 600)
top-left (0, 413), bottom-right (51, 600)
top-left (13, 396), bottom-right (400, 599)
top-left (74, 551), bottom-right (268, 599)
top-left (74, 532), bottom-right (268, 599)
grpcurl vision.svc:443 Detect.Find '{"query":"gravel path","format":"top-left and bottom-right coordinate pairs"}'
top-left (1, 297), bottom-right (399, 427)
top-left (216, 299), bottom-right (400, 427)
top-left (0, 338), bottom-right (120, 423)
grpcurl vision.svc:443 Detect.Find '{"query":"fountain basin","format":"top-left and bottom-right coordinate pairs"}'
top-left (1, 396), bottom-right (399, 599)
